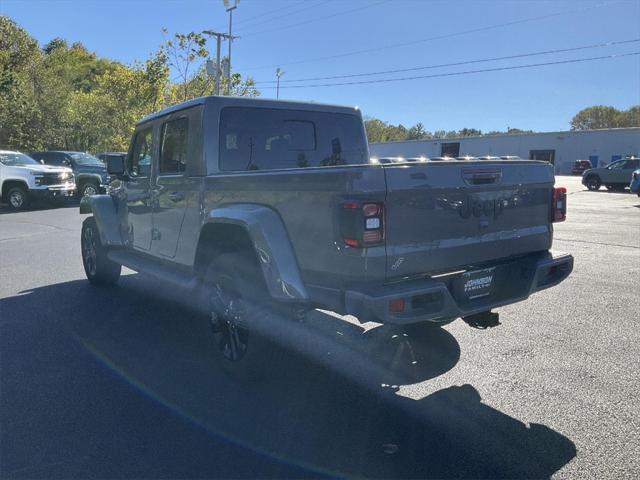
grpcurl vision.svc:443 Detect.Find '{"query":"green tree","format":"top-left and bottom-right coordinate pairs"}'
top-left (364, 117), bottom-right (409, 142)
top-left (0, 16), bottom-right (42, 149)
top-left (163, 29), bottom-right (258, 102)
top-left (406, 122), bottom-right (431, 140)
top-left (570, 105), bottom-right (621, 130)
top-left (459, 128), bottom-right (482, 137)
top-left (617, 105), bottom-right (640, 128)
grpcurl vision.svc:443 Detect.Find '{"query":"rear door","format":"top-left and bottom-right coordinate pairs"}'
top-left (605, 159), bottom-right (635, 184)
top-left (621, 159), bottom-right (640, 183)
top-left (151, 107), bottom-right (200, 258)
top-left (383, 161), bottom-right (554, 280)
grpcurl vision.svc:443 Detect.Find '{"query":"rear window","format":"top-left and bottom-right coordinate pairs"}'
top-left (219, 107), bottom-right (367, 171)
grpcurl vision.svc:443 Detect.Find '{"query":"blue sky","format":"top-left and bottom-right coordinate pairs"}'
top-left (2, 0), bottom-right (639, 132)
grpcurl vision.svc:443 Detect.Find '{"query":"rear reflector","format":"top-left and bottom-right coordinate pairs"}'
top-left (342, 201), bottom-right (359, 209)
top-left (389, 298), bottom-right (405, 313)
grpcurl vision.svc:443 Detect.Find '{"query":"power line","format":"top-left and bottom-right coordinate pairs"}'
top-left (258, 52), bottom-right (639, 89)
top-left (241, 0), bottom-right (623, 70)
top-left (235, 0), bottom-right (331, 30)
top-left (234, 1), bottom-right (308, 26)
top-left (254, 38), bottom-right (640, 84)
top-left (240, 0), bottom-right (389, 38)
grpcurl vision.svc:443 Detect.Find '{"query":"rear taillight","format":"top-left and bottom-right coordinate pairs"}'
top-left (551, 187), bottom-right (567, 223)
top-left (340, 201), bottom-right (385, 248)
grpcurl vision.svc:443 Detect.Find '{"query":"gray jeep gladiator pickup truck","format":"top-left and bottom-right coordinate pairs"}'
top-left (80, 96), bottom-right (573, 373)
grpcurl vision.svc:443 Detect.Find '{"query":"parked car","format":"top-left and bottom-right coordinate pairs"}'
top-left (571, 159), bottom-right (592, 175)
top-left (456, 155), bottom-right (477, 161)
top-left (630, 169), bottom-right (640, 197)
top-left (29, 150), bottom-right (110, 197)
top-left (0, 150), bottom-right (75, 210)
top-left (96, 151), bottom-right (127, 163)
top-left (500, 156), bottom-right (522, 160)
top-left (582, 156), bottom-right (640, 191)
top-left (477, 156), bottom-right (501, 161)
top-left (79, 96), bottom-right (573, 378)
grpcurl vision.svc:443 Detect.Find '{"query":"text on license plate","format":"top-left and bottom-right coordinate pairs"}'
top-left (462, 267), bottom-right (495, 299)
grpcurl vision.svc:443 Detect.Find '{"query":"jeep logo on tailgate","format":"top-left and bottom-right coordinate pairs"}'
top-left (458, 195), bottom-right (506, 219)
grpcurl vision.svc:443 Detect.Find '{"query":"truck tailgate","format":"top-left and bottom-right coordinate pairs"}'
top-left (383, 161), bottom-right (554, 280)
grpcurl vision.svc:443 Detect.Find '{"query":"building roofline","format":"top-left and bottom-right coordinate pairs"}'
top-left (369, 126), bottom-right (640, 145)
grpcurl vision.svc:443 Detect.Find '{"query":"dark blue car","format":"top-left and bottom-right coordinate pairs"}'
top-left (29, 151), bottom-right (110, 197)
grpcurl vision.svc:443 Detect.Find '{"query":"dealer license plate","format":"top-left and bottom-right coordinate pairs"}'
top-left (461, 267), bottom-right (496, 300)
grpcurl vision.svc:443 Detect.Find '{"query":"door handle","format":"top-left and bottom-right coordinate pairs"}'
top-left (167, 192), bottom-right (184, 202)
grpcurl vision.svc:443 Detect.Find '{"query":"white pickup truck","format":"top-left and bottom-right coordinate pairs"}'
top-left (0, 150), bottom-right (76, 210)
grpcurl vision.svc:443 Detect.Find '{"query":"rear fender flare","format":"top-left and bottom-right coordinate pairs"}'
top-left (79, 195), bottom-right (123, 247)
top-left (204, 204), bottom-right (308, 301)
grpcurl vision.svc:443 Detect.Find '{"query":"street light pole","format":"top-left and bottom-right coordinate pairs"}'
top-left (276, 68), bottom-right (285, 99)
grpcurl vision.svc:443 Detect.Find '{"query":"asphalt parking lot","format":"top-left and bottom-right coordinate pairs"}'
top-left (1, 175), bottom-right (639, 479)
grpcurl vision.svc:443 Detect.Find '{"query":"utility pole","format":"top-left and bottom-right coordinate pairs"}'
top-left (226, 0), bottom-right (239, 96)
top-left (275, 68), bottom-right (285, 99)
top-left (203, 30), bottom-right (235, 95)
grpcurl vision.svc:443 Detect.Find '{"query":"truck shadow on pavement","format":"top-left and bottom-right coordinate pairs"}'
top-left (0, 201), bottom-right (78, 215)
top-left (1, 274), bottom-right (576, 479)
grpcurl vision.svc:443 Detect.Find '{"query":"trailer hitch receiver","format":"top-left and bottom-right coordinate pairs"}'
top-left (462, 310), bottom-right (501, 329)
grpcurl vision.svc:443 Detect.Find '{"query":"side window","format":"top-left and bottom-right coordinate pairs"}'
top-left (159, 117), bottom-right (188, 175)
top-left (219, 107), bottom-right (366, 171)
top-left (39, 153), bottom-right (55, 165)
top-left (129, 127), bottom-right (153, 177)
top-left (608, 161), bottom-right (625, 170)
top-left (56, 153), bottom-right (71, 166)
top-left (31, 152), bottom-right (47, 163)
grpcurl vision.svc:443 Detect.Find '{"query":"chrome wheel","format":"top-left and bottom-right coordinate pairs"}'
top-left (209, 281), bottom-right (249, 362)
top-left (82, 225), bottom-right (98, 276)
top-left (82, 184), bottom-right (98, 197)
top-left (9, 190), bottom-right (25, 208)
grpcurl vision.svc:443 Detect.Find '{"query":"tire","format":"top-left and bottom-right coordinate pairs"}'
top-left (6, 186), bottom-right (28, 210)
top-left (81, 217), bottom-right (121, 285)
top-left (585, 176), bottom-right (601, 191)
top-left (202, 253), bottom-right (273, 380)
top-left (80, 182), bottom-right (99, 197)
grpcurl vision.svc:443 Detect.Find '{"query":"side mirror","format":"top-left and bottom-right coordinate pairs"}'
top-left (107, 156), bottom-right (126, 177)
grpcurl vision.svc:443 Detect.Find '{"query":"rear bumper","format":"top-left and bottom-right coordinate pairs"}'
top-left (344, 251), bottom-right (573, 325)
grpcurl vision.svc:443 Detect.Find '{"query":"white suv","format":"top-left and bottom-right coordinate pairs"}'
top-left (0, 150), bottom-right (76, 210)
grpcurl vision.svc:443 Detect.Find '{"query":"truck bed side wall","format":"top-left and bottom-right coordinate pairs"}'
top-left (202, 167), bottom-right (388, 295)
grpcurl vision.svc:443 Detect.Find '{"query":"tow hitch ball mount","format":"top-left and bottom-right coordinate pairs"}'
top-left (462, 310), bottom-right (501, 329)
